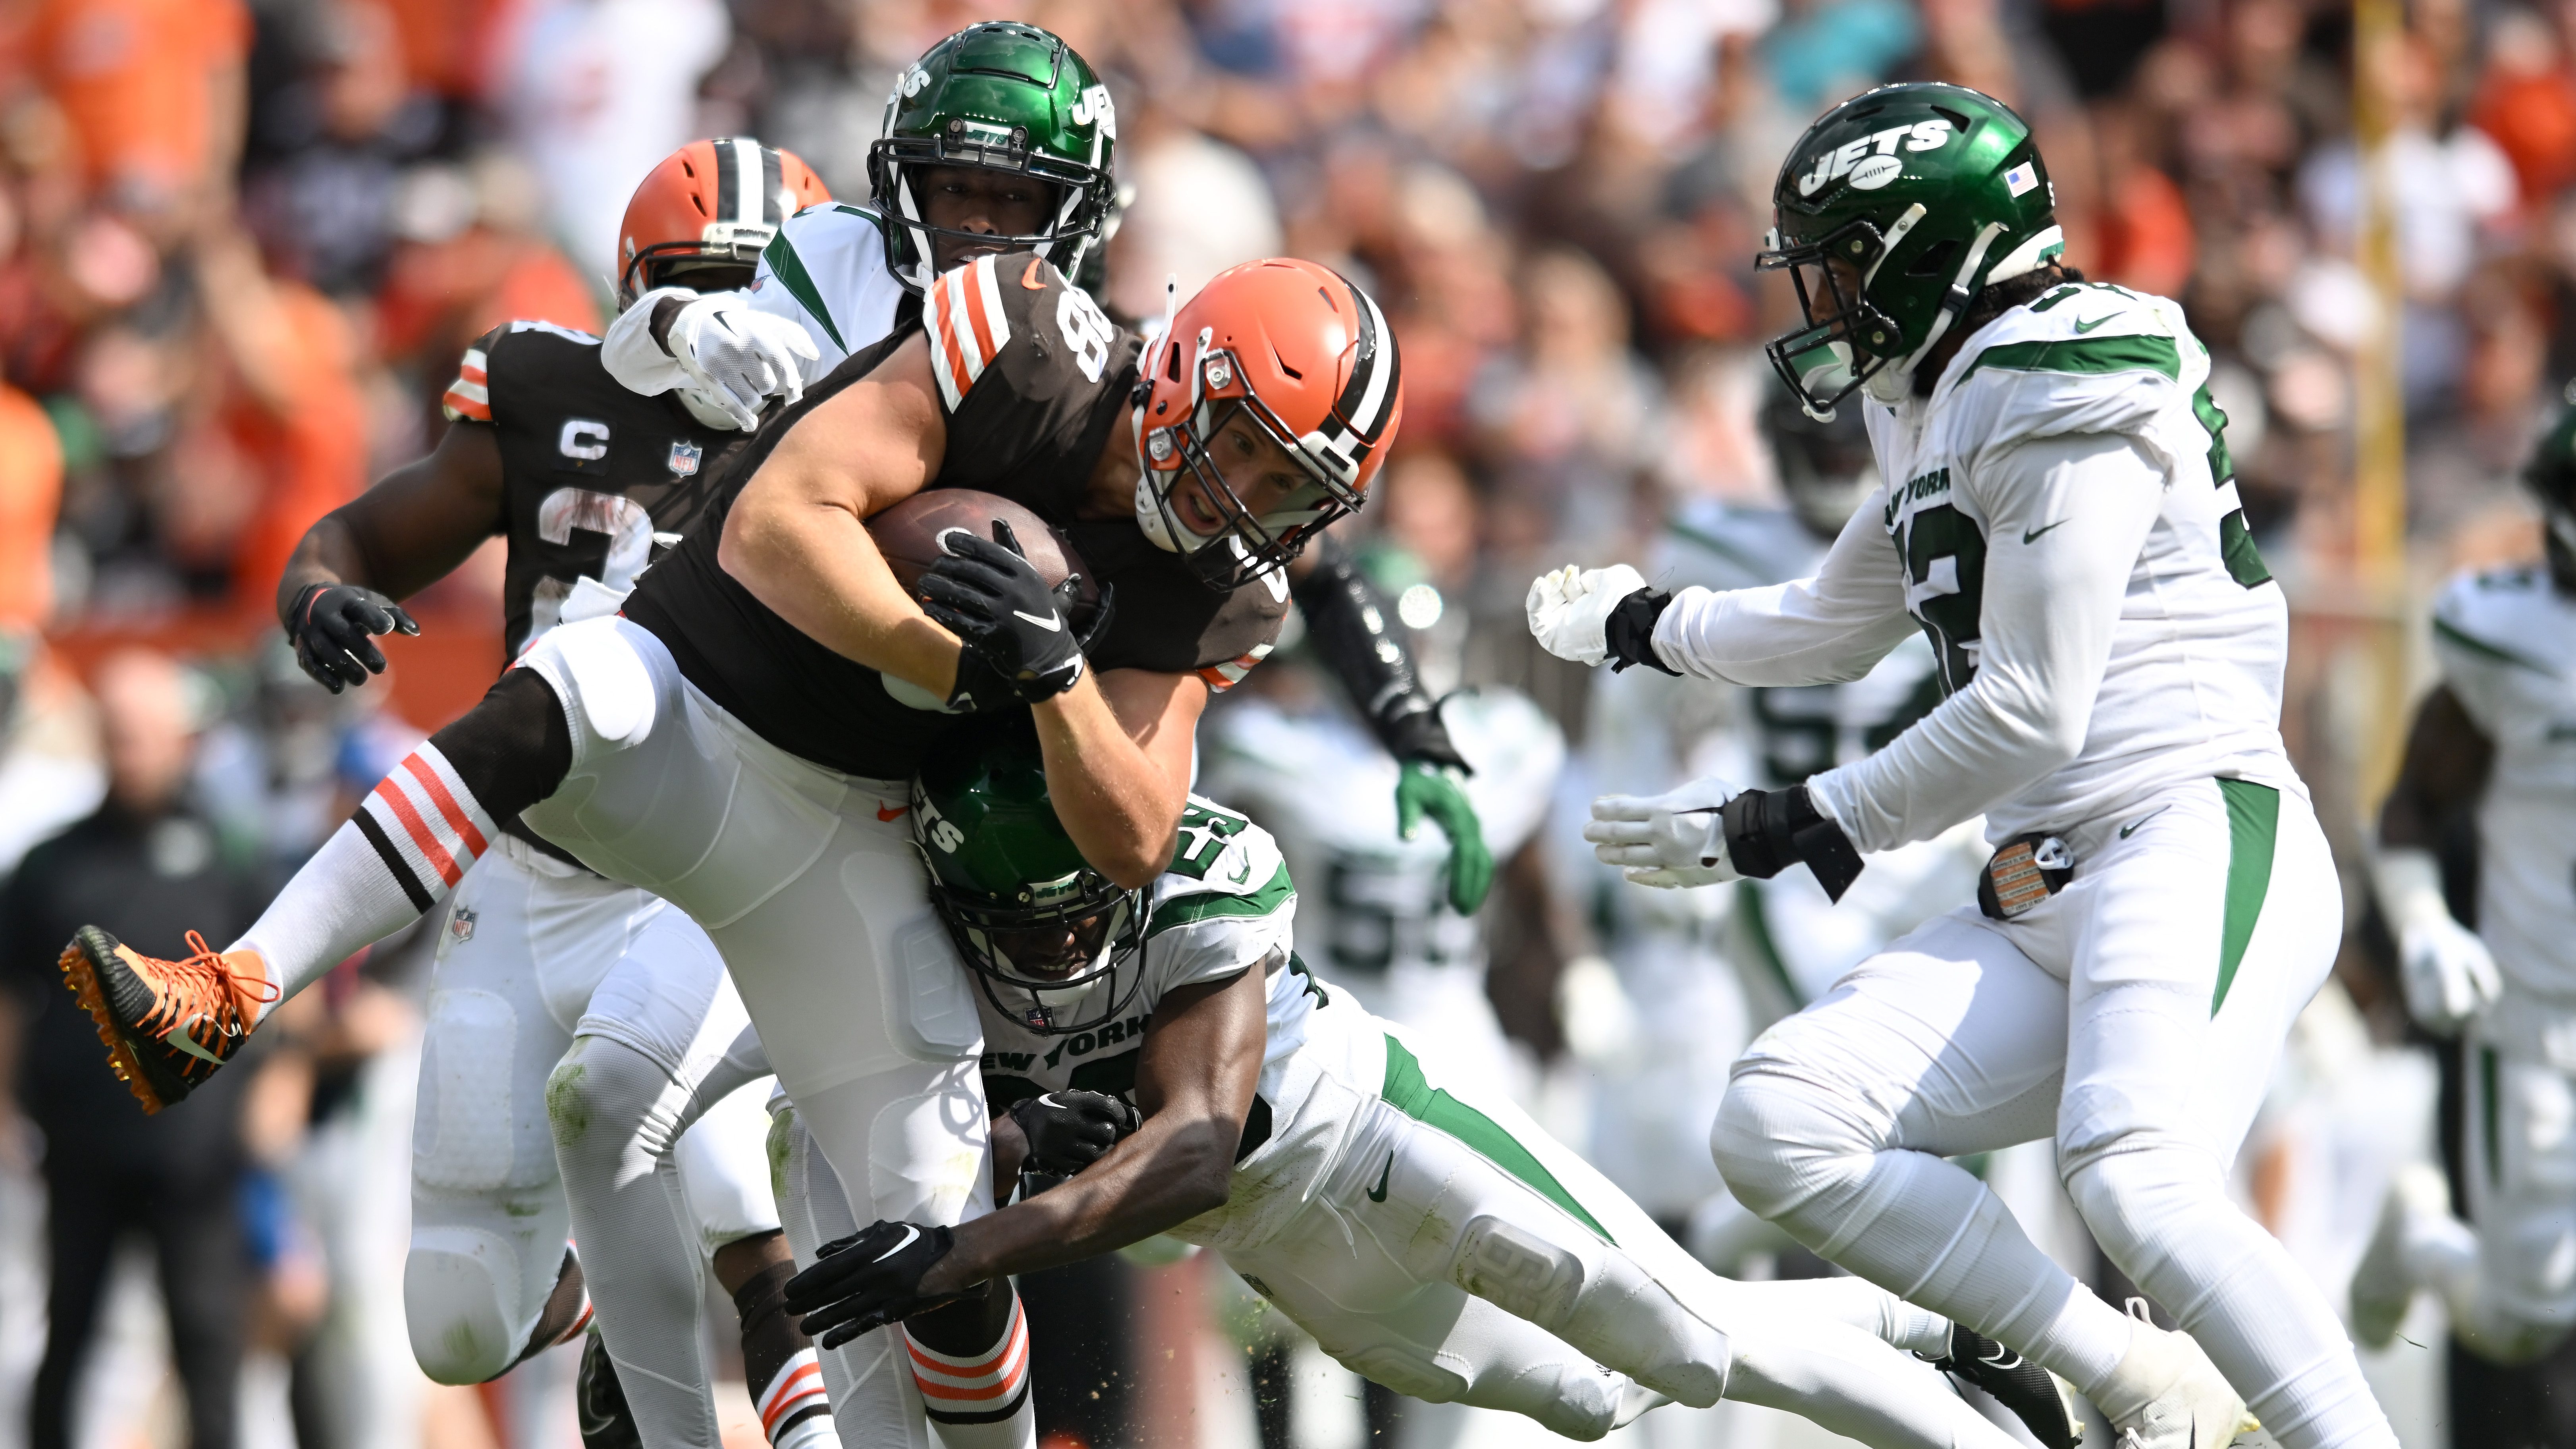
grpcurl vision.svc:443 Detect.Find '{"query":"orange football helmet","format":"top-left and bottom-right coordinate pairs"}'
top-left (617, 138), bottom-right (831, 308)
top-left (1133, 258), bottom-right (1404, 589)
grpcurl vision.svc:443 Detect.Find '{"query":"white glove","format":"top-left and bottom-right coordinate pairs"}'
top-left (665, 295), bottom-right (819, 430)
top-left (1585, 776), bottom-right (1742, 889)
top-left (2373, 847), bottom-right (2501, 1034)
top-left (1527, 563), bottom-right (1649, 667)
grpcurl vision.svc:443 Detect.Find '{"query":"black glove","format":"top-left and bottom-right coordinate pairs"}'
top-left (1287, 538), bottom-right (1473, 773)
top-left (1009, 1090), bottom-right (1141, 1192)
top-left (1720, 784), bottom-right (1864, 903)
top-left (918, 523), bottom-right (1093, 708)
top-left (783, 1221), bottom-right (974, 1348)
top-left (1604, 588), bottom-right (1680, 675)
top-left (285, 582), bottom-right (420, 694)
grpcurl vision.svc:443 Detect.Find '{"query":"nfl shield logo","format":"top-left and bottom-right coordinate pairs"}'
top-left (1023, 1004), bottom-right (1054, 1029)
top-left (667, 440), bottom-right (703, 477)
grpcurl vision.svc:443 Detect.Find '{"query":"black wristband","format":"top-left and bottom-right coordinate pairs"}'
top-left (648, 294), bottom-right (691, 354)
top-left (1605, 588), bottom-right (1680, 675)
top-left (1720, 785), bottom-right (1864, 902)
top-left (1379, 698), bottom-right (1469, 772)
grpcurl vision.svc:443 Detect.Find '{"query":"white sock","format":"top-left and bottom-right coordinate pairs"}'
top-left (236, 743), bottom-right (497, 1017)
top-left (756, 1349), bottom-right (838, 1449)
top-left (908, 1293), bottom-right (1034, 1449)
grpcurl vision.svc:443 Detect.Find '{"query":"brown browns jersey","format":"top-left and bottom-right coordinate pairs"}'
top-left (624, 254), bottom-right (1288, 778)
top-left (441, 319), bottom-right (751, 660)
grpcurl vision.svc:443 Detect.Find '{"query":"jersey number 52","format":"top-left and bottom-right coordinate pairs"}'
top-left (1897, 504), bottom-right (1988, 697)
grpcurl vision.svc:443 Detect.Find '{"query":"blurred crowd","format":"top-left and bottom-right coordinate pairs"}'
top-left (0, 0), bottom-right (2572, 1445)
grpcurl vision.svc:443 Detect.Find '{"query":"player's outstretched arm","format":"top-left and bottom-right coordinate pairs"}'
top-left (275, 421), bottom-right (505, 691)
top-left (717, 333), bottom-right (962, 696)
top-left (943, 963), bottom-right (1264, 1284)
top-left (1528, 484), bottom-right (1915, 685)
top-left (1288, 540), bottom-right (1494, 913)
top-left (2372, 684), bottom-right (2501, 1030)
top-left (782, 966), bottom-right (1263, 1341)
top-left (1803, 432), bottom-right (2161, 854)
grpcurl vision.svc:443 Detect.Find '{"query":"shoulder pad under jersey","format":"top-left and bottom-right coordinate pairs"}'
top-left (1932, 283), bottom-right (2202, 458)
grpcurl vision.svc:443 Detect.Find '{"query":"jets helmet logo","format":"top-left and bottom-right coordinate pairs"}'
top-left (1795, 118), bottom-right (1953, 197)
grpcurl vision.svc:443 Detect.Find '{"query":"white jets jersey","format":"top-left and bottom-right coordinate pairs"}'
top-left (1853, 281), bottom-right (2298, 842)
top-left (1199, 687), bottom-right (1564, 988)
top-left (972, 797), bottom-right (1313, 1111)
top-left (966, 797), bottom-right (1381, 1253)
top-left (2432, 567), bottom-right (2576, 1001)
top-left (743, 203), bottom-right (913, 383)
top-left (1605, 503), bottom-right (1982, 1018)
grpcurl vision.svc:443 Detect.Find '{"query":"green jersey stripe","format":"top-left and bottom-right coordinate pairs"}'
top-left (1145, 861), bottom-right (1294, 936)
top-left (1380, 1036), bottom-right (1615, 1244)
top-left (761, 232), bottom-right (846, 353)
top-left (2212, 778), bottom-right (2278, 1015)
top-left (1959, 333), bottom-right (2181, 385)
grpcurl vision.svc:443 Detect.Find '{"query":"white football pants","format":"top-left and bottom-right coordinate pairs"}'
top-left (2434, 992), bottom-right (2576, 1362)
top-left (517, 615), bottom-right (991, 1448)
top-left (1219, 1013), bottom-right (2022, 1448)
top-left (408, 834), bottom-right (777, 1449)
top-left (1712, 777), bottom-right (2397, 1449)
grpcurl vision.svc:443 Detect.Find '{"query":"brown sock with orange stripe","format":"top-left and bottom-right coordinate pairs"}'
top-left (733, 1260), bottom-right (840, 1449)
top-left (903, 1281), bottom-right (1034, 1448)
top-left (234, 670), bottom-right (571, 1016)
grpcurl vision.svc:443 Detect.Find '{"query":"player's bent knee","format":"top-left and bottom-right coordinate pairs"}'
top-left (1708, 1071), bottom-right (1862, 1222)
top-left (545, 1035), bottom-right (679, 1162)
top-left (404, 1228), bottom-right (526, 1384)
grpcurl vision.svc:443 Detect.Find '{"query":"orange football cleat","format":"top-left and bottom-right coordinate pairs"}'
top-left (58, 926), bottom-right (274, 1113)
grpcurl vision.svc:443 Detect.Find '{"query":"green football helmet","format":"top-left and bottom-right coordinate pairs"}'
top-left (1758, 82), bottom-right (2064, 418)
top-left (2524, 399), bottom-right (2576, 592)
top-left (869, 21), bottom-right (1118, 294)
top-left (912, 729), bottom-right (1144, 1036)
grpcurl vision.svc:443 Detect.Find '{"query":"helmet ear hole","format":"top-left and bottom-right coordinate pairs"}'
top-left (1907, 238), bottom-right (1959, 277)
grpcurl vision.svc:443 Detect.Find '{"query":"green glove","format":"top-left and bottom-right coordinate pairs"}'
top-left (1396, 760), bottom-right (1494, 915)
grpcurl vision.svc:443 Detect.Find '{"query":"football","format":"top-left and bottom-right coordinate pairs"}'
top-left (867, 489), bottom-right (1094, 611)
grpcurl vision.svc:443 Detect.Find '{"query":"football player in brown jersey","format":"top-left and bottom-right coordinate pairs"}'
top-left (61, 252), bottom-right (1404, 1446)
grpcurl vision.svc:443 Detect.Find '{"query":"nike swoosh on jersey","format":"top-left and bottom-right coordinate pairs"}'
top-left (2119, 805), bottom-right (2172, 838)
top-left (1366, 1151), bottom-right (1394, 1202)
top-left (2074, 315), bottom-right (2112, 333)
top-left (2023, 519), bottom-right (2071, 544)
top-left (877, 803), bottom-right (909, 822)
top-left (1021, 256), bottom-right (1048, 290)
top-left (1012, 609), bottom-right (1064, 632)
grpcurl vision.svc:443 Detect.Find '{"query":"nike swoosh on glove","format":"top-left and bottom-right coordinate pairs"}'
top-left (1010, 1090), bottom-right (1142, 1184)
top-left (1584, 775), bottom-right (1742, 888)
top-left (665, 295), bottom-right (818, 430)
top-left (783, 1221), bottom-right (973, 1348)
top-left (286, 582), bottom-right (420, 693)
top-left (919, 522), bottom-right (1091, 707)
